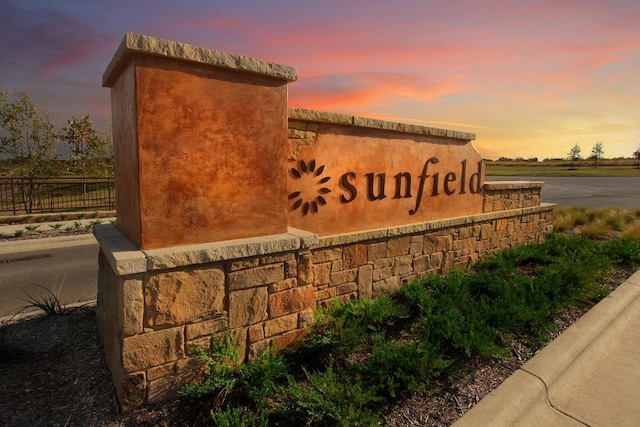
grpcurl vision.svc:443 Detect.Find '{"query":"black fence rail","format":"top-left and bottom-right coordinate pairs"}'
top-left (0, 177), bottom-right (115, 216)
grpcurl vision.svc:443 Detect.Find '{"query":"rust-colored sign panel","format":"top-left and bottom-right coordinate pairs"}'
top-left (287, 120), bottom-right (484, 235)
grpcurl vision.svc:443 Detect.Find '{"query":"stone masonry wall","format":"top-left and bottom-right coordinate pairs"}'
top-left (95, 190), bottom-right (553, 411)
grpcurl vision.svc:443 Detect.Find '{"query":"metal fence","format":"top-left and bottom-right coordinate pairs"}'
top-left (0, 177), bottom-right (115, 216)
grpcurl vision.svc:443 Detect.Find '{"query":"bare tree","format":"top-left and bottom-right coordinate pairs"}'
top-left (590, 141), bottom-right (604, 168)
top-left (567, 144), bottom-right (582, 167)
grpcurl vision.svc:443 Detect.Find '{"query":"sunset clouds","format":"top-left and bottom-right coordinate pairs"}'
top-left (1, 0), bottom-right (638, 159)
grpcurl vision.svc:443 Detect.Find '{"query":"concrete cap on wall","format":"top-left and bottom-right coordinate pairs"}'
top-left (288, 107), bottom-right (477, 141)
top-left (102, 32), bottom-right (298, 87)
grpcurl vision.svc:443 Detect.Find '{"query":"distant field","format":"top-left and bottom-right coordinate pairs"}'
top-left (485, 159), bottom-right (640, 177)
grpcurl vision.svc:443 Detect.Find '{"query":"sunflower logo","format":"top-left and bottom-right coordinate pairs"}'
top-left (288, 159), bottom-right (331, 216)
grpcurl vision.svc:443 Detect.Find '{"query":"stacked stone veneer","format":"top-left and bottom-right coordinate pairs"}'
top-left (95, 182), bottom-right (553, 410)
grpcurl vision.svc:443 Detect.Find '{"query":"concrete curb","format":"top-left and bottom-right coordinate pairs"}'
top-left (453, 270), bottom-right (640, 426)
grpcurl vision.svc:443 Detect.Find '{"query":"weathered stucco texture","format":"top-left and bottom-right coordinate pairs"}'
top-left (110, 61), bottom-right (141, 247)
top-left (287, 120), bottom-right (485, 236)
top-left (135, 57), bottom-right (290, 249)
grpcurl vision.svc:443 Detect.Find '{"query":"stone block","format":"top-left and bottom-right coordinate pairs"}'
top-left (315, 287), bottom-right (336, 302)
top-left (230, 327), bottom-right (248, 363)
top-left (343, 244), bottom-right (368, 268)
top-left (394, 254), bottom-right (413, 276)
top-left (265, 313), bottom-right (298, 337)
top-left (436, 235), bottom-right (453, 251)
top-left (373, 266), bottom-right (393, 281)
top-left (424, 234), bottom-right (438, 253)
top-left (228, 258), bottom-right (260, 271)
top-left (298, 252), bottom-right (314, 286)
top-left (248, 324), bottom-right (265, 343)
top-left (147, 362), bottom-right (175, 381)
top-left (185, 316), bottom-right (226, 341)
top-left (272, 329), bottom-right (307, 352)
top-left (330, 268), bottom-right (358, 285)
top-left (228, 287), bottom-right (268, 328)
top-left (268, 278), bottom-right (298, 293)
top-left (387, 236), bottom-right (410, 257)
top-left (357, 264), bottom-right (373, 299)
top-left (368, 242), bottom-right (387, 260)
top-left (145, 266), bottom-right (225, 328)
top-left (122, 327), bottom-right (184, 371)
top-left (186, 336), bottom-right (212, 356)
top-left (284, 259), bottom-right (297, 278)
top-left (337, 282), bottom-right (358, 295)
top-left (118, 372), bottom-right (146, 411)
top-left (249, 339), bottom-right (272, 360)
top-left (175, 357), bottom-right (208, 384)
top-left (119, 278), bottom-right (144, 336)
top-left (413, 255), bottom-right (430, 274)
top-left (298, 308), bottom-right (315, 328)
top-left (409, 240), bottom-right (424, 254)
top-left (269, 285), bottom-right (315, 318)
top-left (372, 257), bottom-right (394, 269)
top-left (372, 276), bottom-right (400, 297)
top-left (312, 262), bottom-right (331, 285)
top-left (260, 252), bottom-right (295, 265)
top-left (312, 247), bottom-right (342, 263)
top-left (227, 264), bottom-right (284, 291)
top-left (430, 252), bottom-right (444, 269)
top-left (147, 375), bottom-right (178, 405)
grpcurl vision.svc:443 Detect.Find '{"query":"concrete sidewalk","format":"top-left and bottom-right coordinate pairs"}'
top-left (454, 269), bottom-right (640, 426)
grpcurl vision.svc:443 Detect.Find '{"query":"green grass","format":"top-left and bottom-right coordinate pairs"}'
top-left (485, 160), bottom-right (640, 177)
top-left (181, 233), bottom-right (640, 426)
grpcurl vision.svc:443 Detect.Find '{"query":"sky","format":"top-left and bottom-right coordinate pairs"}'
top-left (1, 0), bottom-right (639, 160)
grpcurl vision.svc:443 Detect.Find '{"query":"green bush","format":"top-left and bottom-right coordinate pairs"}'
top-left (182, 234), bottom-right (640, 425)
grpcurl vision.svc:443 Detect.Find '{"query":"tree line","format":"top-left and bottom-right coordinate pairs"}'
top-left (568, 142), bottom-right (640, 168)
top-left (0, 90), bottom-right (113, 178)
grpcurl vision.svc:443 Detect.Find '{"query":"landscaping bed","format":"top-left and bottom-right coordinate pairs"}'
top-left (1, 232), bottom-right (639, 426)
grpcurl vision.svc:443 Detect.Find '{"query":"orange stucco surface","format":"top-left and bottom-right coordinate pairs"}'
top-left (287, 124), bottom-right (484, 235)
top-left (110, 61), bottom-right (142, 247)
top-left (110, 56), bottom-right (291, 249)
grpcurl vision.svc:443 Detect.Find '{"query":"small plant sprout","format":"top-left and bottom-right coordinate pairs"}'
top-left (49, 223), bottom-right (64, 230)
top-left (73, 221), bottom-right (82, 230)
top-left (13, 229), bottom-right (24, 237)
top-left (24, 224), bottom-right (41, 233)
top-left (20, 284), bottom-right (72, 316)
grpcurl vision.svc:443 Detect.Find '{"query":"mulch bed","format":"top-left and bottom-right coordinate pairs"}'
top-left (0, 265), bottom-right (635, 426)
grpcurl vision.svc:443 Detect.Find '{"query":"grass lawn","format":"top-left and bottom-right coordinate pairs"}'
top-left (485, 159), bottom-right (640, 177)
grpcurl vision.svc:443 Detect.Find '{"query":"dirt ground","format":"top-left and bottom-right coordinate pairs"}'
top-left (0, 265), bottom-right (635, 427)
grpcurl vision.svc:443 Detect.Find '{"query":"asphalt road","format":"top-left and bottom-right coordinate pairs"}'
top-left (487, 176), bottom-right (640, 209)
top-left (0, 235), bottom-right (98, 317)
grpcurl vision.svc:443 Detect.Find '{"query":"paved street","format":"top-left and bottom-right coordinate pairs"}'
top-left (487, 176), bottom-right (640, 209)
top-left (0, 235), bottom-right (98, 317)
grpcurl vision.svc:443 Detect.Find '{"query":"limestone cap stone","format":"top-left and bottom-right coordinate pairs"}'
top-left (102, 32), bottom-right (298, 87)
top-left (288, 107), bottom-right (476, 141)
